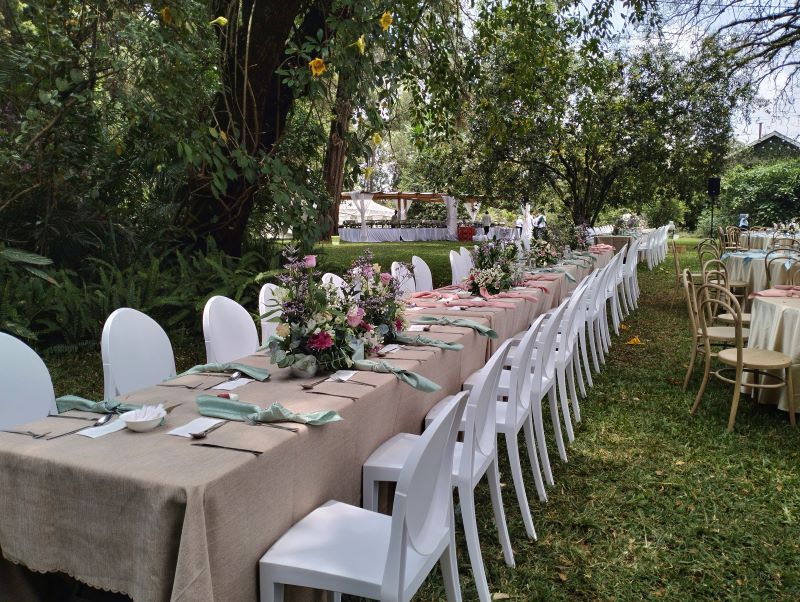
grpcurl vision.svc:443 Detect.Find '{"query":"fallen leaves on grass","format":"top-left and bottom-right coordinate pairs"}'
top-left (625, 335), bottom-right (643, 345)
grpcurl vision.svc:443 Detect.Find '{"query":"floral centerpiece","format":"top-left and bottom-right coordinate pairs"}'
top-left (464, 240), bottom-right (521, 295)
top-left (345, 251), bottom-right (408, 354)
top-left (613, 212), bottom-right (647, 235)
top-left (264, 248), bottom-right (358, 377)
top-left (526, 237), bottom-right (559, 267)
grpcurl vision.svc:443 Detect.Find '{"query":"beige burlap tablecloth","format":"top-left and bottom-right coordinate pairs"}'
top-left (0, 256), bottom-right (599, 602)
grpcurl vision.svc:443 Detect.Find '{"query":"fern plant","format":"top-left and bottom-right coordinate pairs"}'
top-left (0, 244), bottom-right (58, 340)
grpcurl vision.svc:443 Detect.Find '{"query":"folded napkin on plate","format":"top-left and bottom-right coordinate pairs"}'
top-left (535, 267), bottom-right (576, 282)
top-left (749, 288), bottom-right (800, 299)
top-left (393, 333), bottom-right (464, 351)
top-left (479, 287), bottom-right (539, 302)
top-left (196, 395), bottom-right (341, 425)
top-left (171, 362), bottom-right (270, 382)
top-left (352, 359), bottom-right (441, 392)
top-left (55, 395), bottom-right (142, 415)
top-left (410, 316), bottom-right (498, 339)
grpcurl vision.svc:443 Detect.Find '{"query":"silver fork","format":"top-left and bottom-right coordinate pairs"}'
top-left (0, 430), bottom-right (50, 439)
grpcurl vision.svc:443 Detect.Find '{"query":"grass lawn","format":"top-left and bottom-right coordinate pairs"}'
top-left (38, 239), bottom-right (800, 600)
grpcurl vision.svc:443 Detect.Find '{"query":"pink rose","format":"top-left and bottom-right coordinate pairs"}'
top-left (307, 331), bottom-right (333, 351)
top-left (346, 307), bottom-right (365, 327)
top-left (303, 255), bottom-right (317, 268)
top-left (380, 272), bottom-right (392, 285)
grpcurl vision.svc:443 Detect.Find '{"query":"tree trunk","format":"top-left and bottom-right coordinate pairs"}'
top-left (323, 74), bottom-right (352, 238)
top-left (178, 0), bottom-right (320, 256)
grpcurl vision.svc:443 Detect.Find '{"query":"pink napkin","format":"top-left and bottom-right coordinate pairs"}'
top-left (775, 285), bottom-right (800, 291)
top-left (479, 287), bottom-right (540, 302)
top-left (750, 288), bottom-right (800, 298)
top-left (525, 274), bottom-right (561, 282)
top-left (522, 283), bottom-right (551, 294)
top-left (410, 291), bottom-right (444, 300)
top-left (590, 244), bottom-right (614, 253)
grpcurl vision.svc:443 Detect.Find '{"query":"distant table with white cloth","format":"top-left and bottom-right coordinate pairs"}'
top-left (338, 227), bottom-right (453, 242)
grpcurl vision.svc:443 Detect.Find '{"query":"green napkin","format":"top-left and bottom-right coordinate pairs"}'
top-left (352, 359), bottom-right (441, 392)
top-left (55, 395), bottom-right (141, 415)
top-left (410, 316), bottom-right (499, 339)
top-left (393, 333), bottom-right (464, 351)
top-left (171, 362), bottom-right (270, 382)
top-left (196, 395), bottom-right (341, 425)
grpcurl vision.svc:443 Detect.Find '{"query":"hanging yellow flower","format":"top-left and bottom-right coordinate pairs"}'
top-left (209, 16), bottom-right (228, 27)
top-left (353, 35), bottom-right (366, 55)
top-left (371, 133), bottom-right (382, 145)
top-left (379, 11), bottom-right (393, 31)
top-left (159, 6), bottom-right (173, 25)
top-left (309, 57), bottom-right (327, 77)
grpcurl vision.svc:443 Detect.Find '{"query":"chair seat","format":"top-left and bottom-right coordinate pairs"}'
top-left (697, 326), bottom-right (750, 342)
top-left (728, 280), bottom-right (748, 289)
top-left (260, 500), bottom-right (437, 599)
top-left (718, 347), bottom-right (792, 370)
top-left (717, 312), bottom-right (751, 325)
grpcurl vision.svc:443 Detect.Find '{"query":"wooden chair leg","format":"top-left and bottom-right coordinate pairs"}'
top-left (786, 366), bottom-right (796, 427)
top-left (726, 367), bottom-right (744, 432)
top-left (691, 352), bottom-right (712, 415)
top-left (683, 341), bottom-right (698, 392)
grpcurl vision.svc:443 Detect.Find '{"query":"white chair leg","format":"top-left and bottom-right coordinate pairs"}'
top-left (261, 580), bottom-right (283, 602)
top-left (505, 431), bottom-right (537, 539)
top-left (574, 339), bottom-right (588, 397)
top-left (548, 388), bottom-right (568, 462)
top-left (522, 417), bottom-right (547, 502)
top-left (566, 357), bottom-right (581, 424)
top-left (487, 459), bottom-right (515, 566)
top-left (459, 486), bottom-right (492, 602)
top-left (440, 510), bottom-right (463, 602)
top-left (579, 326), bottom-right (594, 387)
top-left (362, 477), bottom-right (379, 512)
top-left (557, 364), bottom-right (575, 442)
top-left (532, 399), bottom-right (554, 486)
top-left (588, 320), bottom-right (601, 372)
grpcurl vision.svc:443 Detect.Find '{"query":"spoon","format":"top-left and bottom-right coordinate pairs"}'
top-left (95, 413), bottom-right (114, 427)
top-left (189, 421), bottom-right (227, 440)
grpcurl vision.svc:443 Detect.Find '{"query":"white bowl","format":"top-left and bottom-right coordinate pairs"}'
top-left (456, 291), bottom-right (472, 298)
top-left (119, 410), bottom-right (164, 433)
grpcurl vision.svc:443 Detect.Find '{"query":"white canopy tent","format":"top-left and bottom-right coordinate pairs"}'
top-left (338, 197), bottom-right (395, 225)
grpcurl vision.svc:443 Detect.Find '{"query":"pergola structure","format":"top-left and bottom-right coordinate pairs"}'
top-left (339, 190), bottom-right (532, 242)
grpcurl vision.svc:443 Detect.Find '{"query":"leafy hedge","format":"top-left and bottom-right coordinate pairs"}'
top-left (720, 159), bottom-right (800, 226)
top-left (1, 241), bottom-right (279, 352)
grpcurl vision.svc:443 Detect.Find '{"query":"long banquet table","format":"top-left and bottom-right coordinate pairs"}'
top-left (0, 248), bottom-right (612, 602)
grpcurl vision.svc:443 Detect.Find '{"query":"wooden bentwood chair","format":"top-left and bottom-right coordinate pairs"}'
top-left (691, 283), bottom-right (795, 431)
top-left (681, 270), bottom-right (749, 392)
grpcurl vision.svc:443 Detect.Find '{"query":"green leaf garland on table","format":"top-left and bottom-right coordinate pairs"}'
top-left (196, 395), bottom-right (341, 425)
top-left (170, 362), bottom-right (270, 382)
top-left (55, 396), bottom-right (142, 415)
top-left (392, 333), bottom-right (464, 351)
top-left (352, 359), bottom-right (441, 392)
top-left (410, 316), bottom-right (499, 339)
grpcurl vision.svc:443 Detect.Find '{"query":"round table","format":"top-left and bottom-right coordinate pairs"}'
top-left (740, 231), bottom-right (800, 251)
top-left (747, 296), bottom-right (800, 411)
top-left (723, 250), bottom-right (790, 295)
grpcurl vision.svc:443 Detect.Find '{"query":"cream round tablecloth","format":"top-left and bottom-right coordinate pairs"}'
top-left (741, 231), bottom-right (800, 251)
top-left (723, 250), bottom-right (791, 295)
top-left (747, 296), bottom-right (800, 411)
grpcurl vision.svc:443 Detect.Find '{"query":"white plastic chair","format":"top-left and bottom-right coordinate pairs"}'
top-left (258, 283), bottom-right (281, 347)
top-left (363, 342), bottom-right (514, 602)
top-left (390, 262), bottom-right (416, 296)
top-left (449, 250), bottom-right (466, 286)
top-left (259, 393), bottom-right (467, 602)
top-left (459, 247), bottom-right (473, 271)
top-left (411, 256), bottom-right (434, 292)
top-left (202, 295), bottom-right (259, 364)
top-left (0, 333), bottom-right (56, 429)
top-left (321, 272), bottom-right (347, 299)
top-left (101, 308), bottom-right (176, 399)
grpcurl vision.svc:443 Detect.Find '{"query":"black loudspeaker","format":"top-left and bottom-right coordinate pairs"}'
top-left (707, 177), bottom-right (721, 196)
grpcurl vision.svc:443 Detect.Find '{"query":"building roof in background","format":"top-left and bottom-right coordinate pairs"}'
top-left (747, 131), bottom-right (800, 150)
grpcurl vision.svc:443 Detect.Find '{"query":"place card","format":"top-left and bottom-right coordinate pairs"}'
top-left (77, 419), bottom-right (127, 439)
top-left (211, 377), bottom-right (254, 391)
top-left (379, 344), bottom-right (400, 354)
top-left (407, 324), bottom-right (429, 332)
top-left (168, 418), bottom-right (224, 438)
